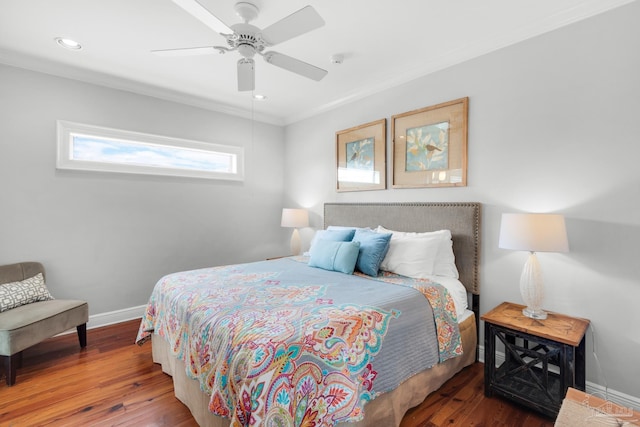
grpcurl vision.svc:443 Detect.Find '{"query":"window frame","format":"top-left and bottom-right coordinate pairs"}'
top-left (56, 120), bottom-right (244, 181)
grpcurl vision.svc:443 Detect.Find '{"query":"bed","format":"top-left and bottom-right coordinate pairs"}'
top-left (136, 202), bottom-right (481, 427)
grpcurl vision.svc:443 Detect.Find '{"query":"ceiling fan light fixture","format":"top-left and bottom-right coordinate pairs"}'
top-left (237, 43), bottom-right (256, 59)
top-left (55, 37), bottom-right (82, 50)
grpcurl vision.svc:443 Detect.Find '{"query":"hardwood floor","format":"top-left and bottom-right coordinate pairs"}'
top-left (0, 320), bottom-right (556, 426)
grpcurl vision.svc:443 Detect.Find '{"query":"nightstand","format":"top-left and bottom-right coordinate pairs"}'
top-left (482, 302), bottom-right (590, 418)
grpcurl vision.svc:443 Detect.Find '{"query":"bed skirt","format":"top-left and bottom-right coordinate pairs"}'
top-left (151, 313), bottom-right (477, 427)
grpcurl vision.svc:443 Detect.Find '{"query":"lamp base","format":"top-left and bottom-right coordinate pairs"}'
top-left (522, 306), bottom-right (547, 320)
top-left (290, 228), bottom-right (301, 256)
top-left (519, 252), bottom-right (547, 320)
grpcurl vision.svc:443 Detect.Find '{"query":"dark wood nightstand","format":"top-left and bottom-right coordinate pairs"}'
top-left (482, 301), bottom-right (590, 418)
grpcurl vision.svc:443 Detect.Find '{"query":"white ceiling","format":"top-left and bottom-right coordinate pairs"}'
top-left (0, 0), bottom-right (633, 125)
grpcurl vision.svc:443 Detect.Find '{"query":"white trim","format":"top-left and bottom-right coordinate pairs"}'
top-left (86, 305), bottom-right (146, 330)
top-left (478, 345), bottom-right (640, 411)
top-left (0, 51), bottom-right (284, 126)
top-left (55, 305), bottom-right (145, 336)
top-left (586, 382), bottom-right (640, 412)
top-left (56, 120), bottom-right (244, 181)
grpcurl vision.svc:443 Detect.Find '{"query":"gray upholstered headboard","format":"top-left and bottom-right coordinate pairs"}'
top-left (324, 202), bottom-right (481, 296)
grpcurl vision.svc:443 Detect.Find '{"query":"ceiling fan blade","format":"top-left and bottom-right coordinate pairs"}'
top-left (260, 6), bottom-right (324, 46)
top-left (152, 46), bottom-right (218, 56)
top-left (172, 0), bottom-right (233, 34)
top-left (263, 51), bottom-right (327, 81)
top-left (237, 59), bottom-right (255, 91)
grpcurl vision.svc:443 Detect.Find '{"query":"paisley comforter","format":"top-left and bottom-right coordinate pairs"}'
top-left (136, 257), bottom-right (462, 427)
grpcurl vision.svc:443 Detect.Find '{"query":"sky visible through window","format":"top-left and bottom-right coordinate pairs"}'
top-left (71, 134), bottom-right (235, 173)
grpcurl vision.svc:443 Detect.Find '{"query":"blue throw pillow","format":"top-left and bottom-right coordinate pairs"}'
top-left (352, 229), bottom-right (392, 276)
top-left (308, 228), bottom-right (356, 254)
top-left (315, 228), bottom-right (356, 242)
top-left (308, 240), bottom-right (361, 274)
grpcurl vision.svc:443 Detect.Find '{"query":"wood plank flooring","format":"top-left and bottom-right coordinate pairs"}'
top-left (0, 319), bottom-right (555, 426)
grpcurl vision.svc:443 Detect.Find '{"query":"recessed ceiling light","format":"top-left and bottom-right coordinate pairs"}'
top-left (253, 94), bottom-right (267, 100)
top-left (55, 37), bottom-right (82, 50)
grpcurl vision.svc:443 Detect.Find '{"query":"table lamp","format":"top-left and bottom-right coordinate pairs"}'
top-left (281, 208), bottom-right (309, 255)
top-left (499, 213), bottom-right (569, 319)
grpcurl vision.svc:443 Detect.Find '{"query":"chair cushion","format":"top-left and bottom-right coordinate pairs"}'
top-left (0, 300), bottom-right (88, 356)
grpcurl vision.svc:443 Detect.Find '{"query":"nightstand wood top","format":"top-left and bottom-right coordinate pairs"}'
top-left (481, 301), bottom-right (589, 346)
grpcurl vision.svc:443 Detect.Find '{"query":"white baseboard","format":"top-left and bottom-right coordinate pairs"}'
top-left (57, 304), bottom-right (145, 337)
top-left (478, 345), bottom-right (640, 411)
top-left (87, 305), bottom-right (146, 329)
top-left (585, 382), bottom-right (640, 412)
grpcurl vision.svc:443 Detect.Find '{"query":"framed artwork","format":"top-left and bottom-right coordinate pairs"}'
top-left (336, 118), bottom-right (386, 192)
top-left (392, 97), bottom-right (468, 188)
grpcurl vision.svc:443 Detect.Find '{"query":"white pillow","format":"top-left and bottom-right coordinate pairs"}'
top-left (376, 226), bottom-right (459, 279)
top-left (432, 233), bottom-right (459, 278)
top-left (378, 232), bottom-right (441, 278)
top-left (431, 276), bottom-right (468, 318)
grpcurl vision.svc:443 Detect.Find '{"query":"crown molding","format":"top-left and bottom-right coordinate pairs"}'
top-left (0, 48), bottom-right (285, 126)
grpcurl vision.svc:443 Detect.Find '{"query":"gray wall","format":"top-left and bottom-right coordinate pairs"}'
top-left (284, 3), bottom-right (640, 400)
top-left (0, 64), bottom-right (286, 316)
top-left (1, 0), bottom-right (638, 407)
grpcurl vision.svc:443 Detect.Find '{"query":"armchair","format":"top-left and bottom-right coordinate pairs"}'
top-left (0, 262), bottom-right (88, 386)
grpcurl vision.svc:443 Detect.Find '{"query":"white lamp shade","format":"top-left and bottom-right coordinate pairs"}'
top-left (281, 208), bottom-right (309, 228)
top-left (499, 213), bottom-right (569, 320)
top-left (499, 213), bottom-right (569, 253)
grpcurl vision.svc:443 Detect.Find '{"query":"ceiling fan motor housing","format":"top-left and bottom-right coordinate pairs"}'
top-left (228, 23), bottom-right (267, 59)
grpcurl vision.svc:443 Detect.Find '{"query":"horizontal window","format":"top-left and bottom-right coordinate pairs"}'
top-left (56, 121), bottom-right (244, 181)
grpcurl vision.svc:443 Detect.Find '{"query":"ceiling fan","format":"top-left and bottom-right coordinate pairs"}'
top-left (154, 0), bottom-right (328, 92)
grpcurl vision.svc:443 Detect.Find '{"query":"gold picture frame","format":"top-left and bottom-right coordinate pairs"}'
top-left (336, 118), bottom-right (386, 192)
top-left (392, 97), bottom-right (468, 188)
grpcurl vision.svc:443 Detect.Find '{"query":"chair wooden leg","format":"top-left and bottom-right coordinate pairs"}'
top-left (15, 350), bottom-right (23, 368)
top-left (3, 353), bottom-right (20, 386)
top-left (77, 323), bottom-right (87, 348)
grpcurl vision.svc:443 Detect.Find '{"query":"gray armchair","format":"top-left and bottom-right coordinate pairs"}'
top-left (0, 262), bottom-right (88, 386)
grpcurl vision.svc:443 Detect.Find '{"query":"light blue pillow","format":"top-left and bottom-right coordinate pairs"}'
top-left (327, 226), bottom-right (359, 231)
top-left (315, 228), bottom-right (356, 242)
top-left (308, 228), bottom-right (356, 253)
top-left (308, 240), bottom-right (361, 274)
top-left (352, 229), bottom-right (392, 276)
